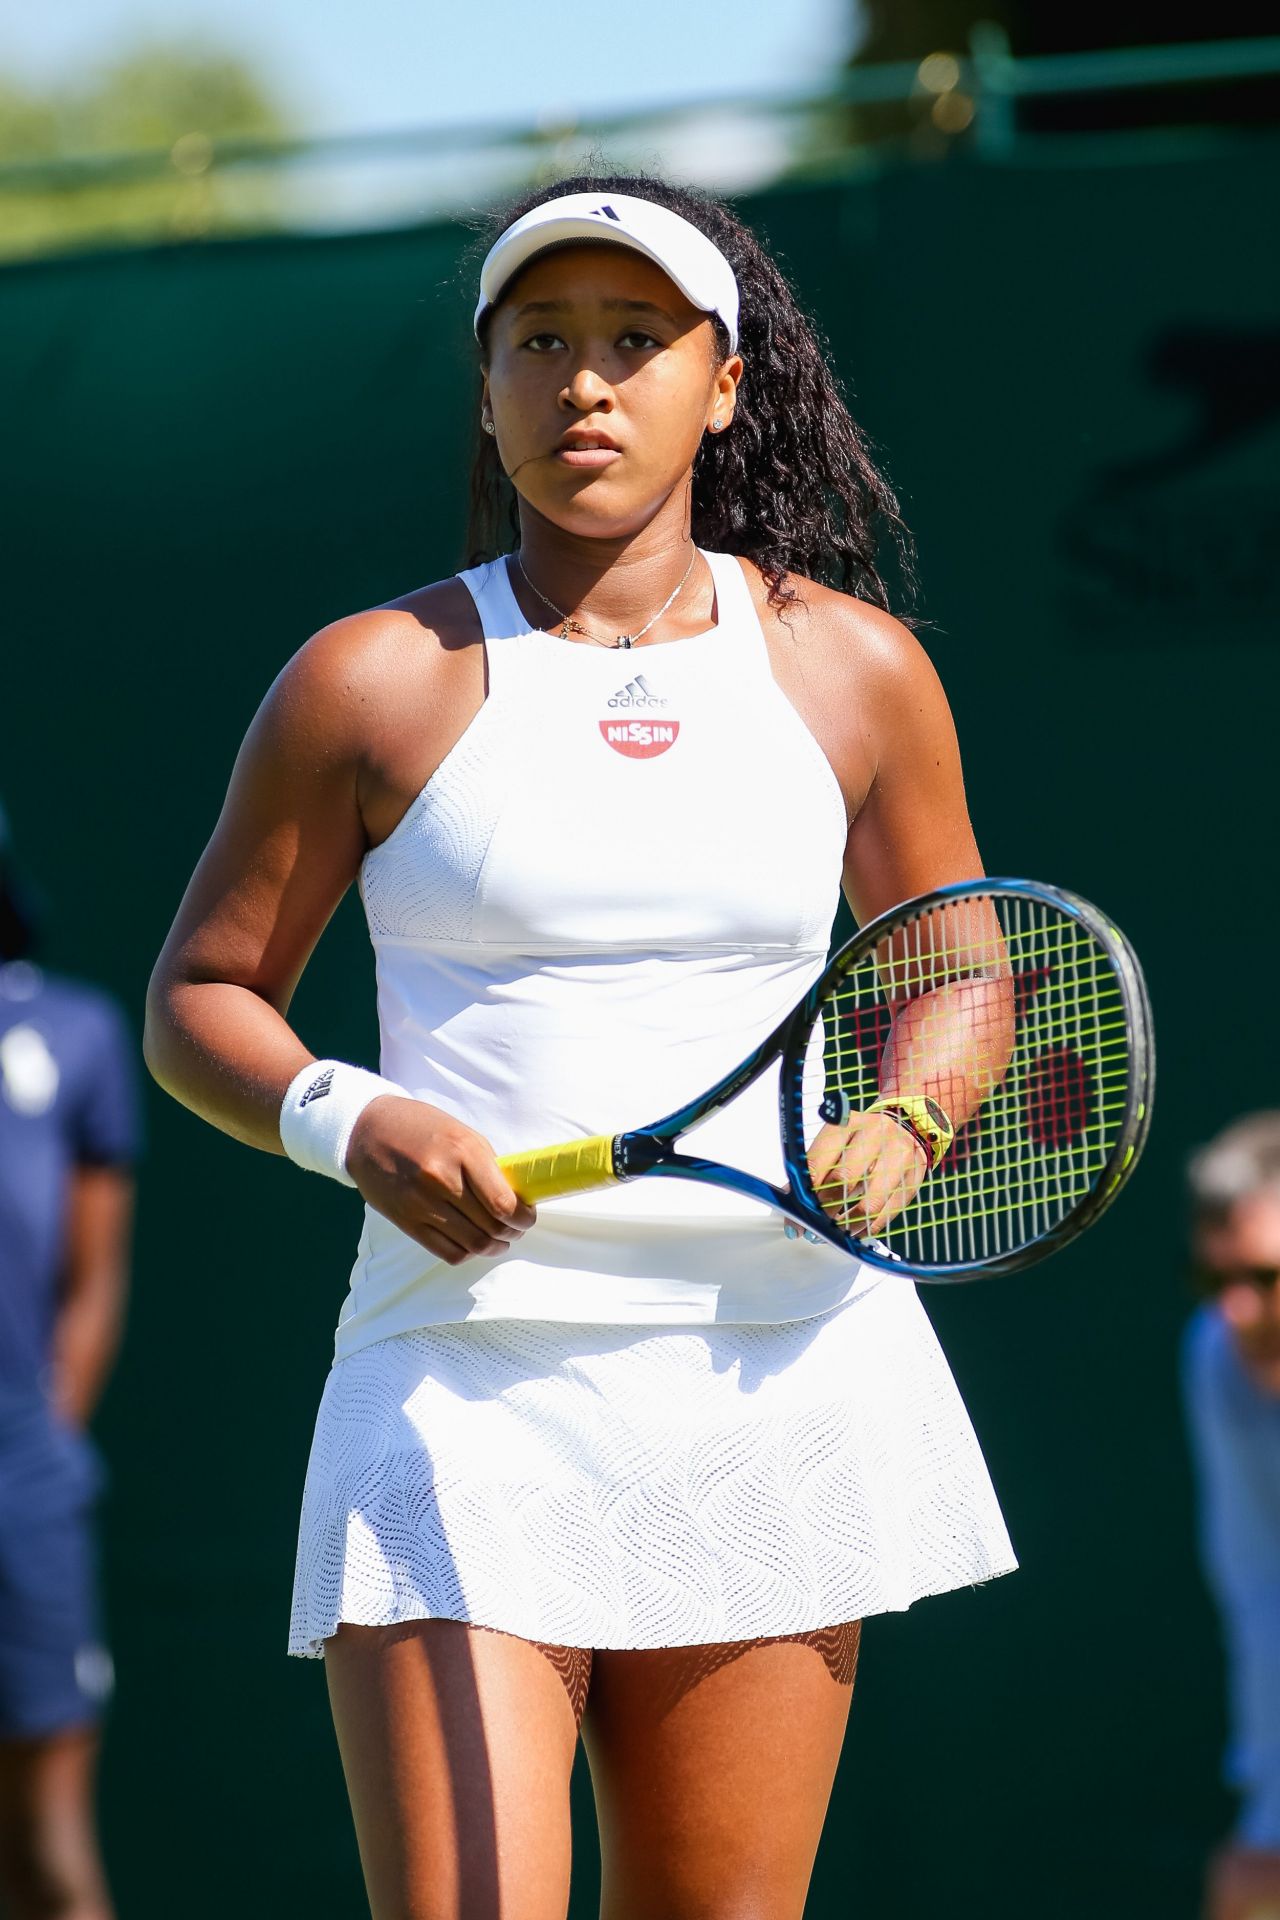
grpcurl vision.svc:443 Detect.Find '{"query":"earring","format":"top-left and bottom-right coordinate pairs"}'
top-left (711, 419), bottom-right (724, 433)
top-left (482, 418), bottom-right (495, 435)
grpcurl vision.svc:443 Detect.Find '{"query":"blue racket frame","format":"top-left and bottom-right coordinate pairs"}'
top-left (613, 877), bottom-right (1154, 1282)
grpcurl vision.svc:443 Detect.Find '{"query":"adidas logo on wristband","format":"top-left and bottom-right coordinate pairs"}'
top-left (299, 1067), bottom-right (335, 1106)
top-left (280, 1059), bottom-right (407, 1186)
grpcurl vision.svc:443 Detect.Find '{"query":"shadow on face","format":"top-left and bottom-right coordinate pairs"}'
top-left (481, 244), bottom-right (738, 543)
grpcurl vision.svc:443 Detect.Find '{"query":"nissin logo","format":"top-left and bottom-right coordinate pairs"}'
top-left (599, 672), bottom-right (679, 755)
top-left (599, 719), bottom-right (680, 759)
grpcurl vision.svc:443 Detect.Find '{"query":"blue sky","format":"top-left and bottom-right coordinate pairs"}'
top-left (1, 0), bottom-right (859, 135)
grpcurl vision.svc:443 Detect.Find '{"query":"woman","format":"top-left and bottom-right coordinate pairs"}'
top-left (146, 174), bottom-right (1015, 1919)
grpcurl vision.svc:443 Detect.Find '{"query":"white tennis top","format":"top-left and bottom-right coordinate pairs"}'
top-left (334, 551), bottom-right (874, 1359)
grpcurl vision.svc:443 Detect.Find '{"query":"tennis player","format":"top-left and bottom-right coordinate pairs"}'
top-left (146, 175), bottom-right (1016, 1918)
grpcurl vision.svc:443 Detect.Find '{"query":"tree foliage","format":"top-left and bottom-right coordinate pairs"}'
top-left (0, 42), bottom-right (289, 261)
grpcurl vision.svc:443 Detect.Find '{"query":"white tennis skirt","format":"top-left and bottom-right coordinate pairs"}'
top-left (288, 1276), bottom-right (1016, 1657)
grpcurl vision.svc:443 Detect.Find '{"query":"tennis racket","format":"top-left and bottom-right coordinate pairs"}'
top-left (498, 879), bottom-right (1153, 1281)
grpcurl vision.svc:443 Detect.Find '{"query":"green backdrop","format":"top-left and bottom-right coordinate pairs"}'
top-left (3, 138), bottom-right (1277, 1916)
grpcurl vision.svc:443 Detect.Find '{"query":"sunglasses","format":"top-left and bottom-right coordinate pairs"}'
top-left (1191, 1262), bottom-right (1280, 1297)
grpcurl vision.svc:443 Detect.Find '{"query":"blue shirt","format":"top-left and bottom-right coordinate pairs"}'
top-left (1183, 1303), bottom-right (1280, 1847)
top-left (0, 963), bottom-right (140, 1444)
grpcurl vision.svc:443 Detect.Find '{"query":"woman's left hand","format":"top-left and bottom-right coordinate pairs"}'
top-left (804, 1110), bottom-right (929, 1238)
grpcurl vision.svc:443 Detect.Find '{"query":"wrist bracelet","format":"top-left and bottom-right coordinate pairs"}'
top-left (867, 1094), bottom-right (955, 1172)
top-left (279, 1059), bottom-right (407, 1187)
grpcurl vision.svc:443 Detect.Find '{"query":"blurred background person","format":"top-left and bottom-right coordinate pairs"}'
top-left (0, 803), bottom-right (139, 1920)
top-left (1185, 1115), bottom-right (1280, 1920)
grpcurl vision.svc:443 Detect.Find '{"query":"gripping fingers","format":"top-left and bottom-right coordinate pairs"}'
top-left (858, 1136), bottom-right (927, 1237)
top-left (414, 1138), bottom-right (535, 1250)
top-left (807, 1113), bottom-right (928, 1237)
top-left (461, 1141), bottom-right (537, 1233)
top-left (403, 1195), bottom-right (513, 1265)
top-left (423, 1177), bottom-right (523, 1260)
top-left (399, 1151), bottom-right (531, 1264)
top-left (806, 1121), bottom-right (854, 1199)
top-left (807, 1118), bottom-right (878, 1225)
top-left (409, 1137), bottom-right (537, 1265)
top-left (346, 1101), bottom-right (533, 1263)
top-left (403, 1222), bottom-right (466, 1266)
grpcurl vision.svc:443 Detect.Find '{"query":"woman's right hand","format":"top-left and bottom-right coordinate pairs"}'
top-left (346, 1096), bottom-right (537, 1266)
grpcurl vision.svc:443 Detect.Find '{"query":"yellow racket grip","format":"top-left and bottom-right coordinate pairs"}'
top-left (498, 1133), bottom-right (619, 1204)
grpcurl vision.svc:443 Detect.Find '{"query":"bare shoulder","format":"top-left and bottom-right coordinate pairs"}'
top-left (747, 563), bottom-right (942, 706)
top-left (257, 575), bottom-right (481, 760)
top-left (278, 576), bottom-right (477, 713)
top-left (736, 560), bottom-right (953, 811)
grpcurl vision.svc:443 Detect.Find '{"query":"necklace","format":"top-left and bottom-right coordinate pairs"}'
top-left (514, 550), bottom-right (697, 650)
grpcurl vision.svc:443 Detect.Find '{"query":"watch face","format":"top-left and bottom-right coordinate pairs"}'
top-left (923, 1097), bottom-right (949, 1130)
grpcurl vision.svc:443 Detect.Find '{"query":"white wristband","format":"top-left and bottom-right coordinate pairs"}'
top-left (279, 1059), bottom-right (407, 1187)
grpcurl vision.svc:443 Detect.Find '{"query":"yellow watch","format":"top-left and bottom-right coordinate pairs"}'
top-left (867, 1095), bottom-right (955, 1171)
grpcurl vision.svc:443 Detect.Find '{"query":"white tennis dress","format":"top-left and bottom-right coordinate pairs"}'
top-left (289, 552), bottom-right (1015, 1656)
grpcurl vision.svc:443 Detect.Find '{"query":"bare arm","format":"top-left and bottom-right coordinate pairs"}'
top-left (805, 601), bottom-right (1008, 1229)
top-left (52, 1166), bottom-right (134, 1425)
top-left (838, 606), bottom-right (984, 924)
top-left (144, 629), bottom-right (364, 1151)
top-left (144, 613), bottom-right (534, 1264)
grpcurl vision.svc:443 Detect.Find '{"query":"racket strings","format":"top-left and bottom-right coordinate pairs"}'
top-left (801, 894), bottom-right (1134, 1264)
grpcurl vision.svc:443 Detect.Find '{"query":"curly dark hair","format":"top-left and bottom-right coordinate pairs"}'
top-left (466, 169), bottom-right (917, 616)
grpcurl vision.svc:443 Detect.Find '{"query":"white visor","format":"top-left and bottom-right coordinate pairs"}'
top-left (474, 191), bottom-right (739, 352)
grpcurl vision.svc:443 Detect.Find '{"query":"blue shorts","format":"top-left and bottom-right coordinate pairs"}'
top-left (0, 1423), bottom-right (113, 1741)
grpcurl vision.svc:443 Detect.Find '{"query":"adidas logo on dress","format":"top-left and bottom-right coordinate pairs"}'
top-left (599, 673), bottom-right (680, 759)
top-left (607, 674), bottom-right (667, 709)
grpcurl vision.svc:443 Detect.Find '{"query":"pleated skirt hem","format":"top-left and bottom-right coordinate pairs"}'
top-left (288, 1280), bottom-right (1016, 1659)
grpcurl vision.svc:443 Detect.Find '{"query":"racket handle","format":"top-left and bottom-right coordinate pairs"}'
top-left (498, 1134), bottom-right (619, 1203)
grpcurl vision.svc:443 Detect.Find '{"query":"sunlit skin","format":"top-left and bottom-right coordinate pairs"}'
top-left (480, 243), bottom-right (741, 632)
top-left (1199, 1190), bottom-right (1280, 1396)
top-left (144, 237), bottom-right (991, 1917)
top-left (808, 924), bottom-right (1014, 1237)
